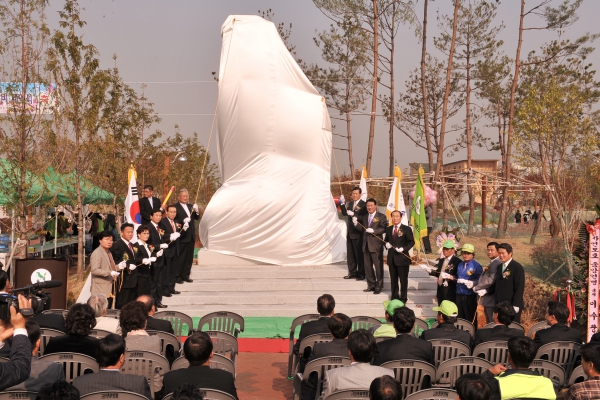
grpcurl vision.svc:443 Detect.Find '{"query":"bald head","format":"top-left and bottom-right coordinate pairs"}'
top-left (136, 295), bottom-right (155, 316)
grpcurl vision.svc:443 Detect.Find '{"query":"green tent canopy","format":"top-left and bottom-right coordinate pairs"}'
top-left (44, 167), bottom-right (115, 205)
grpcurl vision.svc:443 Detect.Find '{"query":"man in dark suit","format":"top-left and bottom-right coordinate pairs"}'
top-left (340, 187), bottom-right (367, 280)
top-left (354, 198), bottom-right (388, 294)
top-left (73, 334), bottom-right (151, 399)
top-left (159, 205), bottom-right (181, 297)
top-left (161, 331), bottom-right (238, 400)
top-left (171, 188), bottom-right (200, 284)
top-left (482, 243), bottom-right (525, 323)
top-left (0, 295), bottom-right (32, 391)
top-left (29, 313), bottom-right (65, 333)
top-left (472, 302), bottom-right (524, 348)
top-left (374, 306), bottom-right (434, 366)
top-left (384, 210), bottom-right (415, 303)
top-left (533, 300), bottom-right (581, 347)
top-left (110, 223), bottom-right (138, 309)
top-left (136, 295), bottom-right (177, 364)
top-left (420, 300), bottom-right (471, 347)
top-left (423, 240), bottom-right (461, 305)
top-left (149, 210), bottom-right (169, 307)
top-left (139, 185), bottom-right (162, 226)
top-left (293, 294), bottom-right (336, 361)
top-left (473, 242), bottom-right (502, 324)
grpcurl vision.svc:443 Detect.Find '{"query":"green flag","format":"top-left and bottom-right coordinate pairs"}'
top-left (411, 165), bottom-right (428, 252)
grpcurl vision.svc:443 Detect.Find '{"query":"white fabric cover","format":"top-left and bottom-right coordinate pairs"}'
top-left (199, 15), bottom-right (346, 266)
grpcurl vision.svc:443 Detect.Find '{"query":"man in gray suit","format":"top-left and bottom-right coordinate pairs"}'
top-left (473, 242), bottom-right (501, 324)
top-left (73, 334), bottom-right (152, 399)
top-left (354, 198), bottom-right (388, 294)
top-left (319, 330), bottom-right (394, 400)
top-left (6, 321), bottom-right (64, 392)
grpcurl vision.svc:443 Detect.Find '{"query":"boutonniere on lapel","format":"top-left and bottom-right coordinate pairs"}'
top-left (373, 217), bottom-right (380, 223)
top-left (445, 264), bottom-right (454, 273)
top-left (159, 228), bottom-right (165, 236)
top-left (467, 269), bottom-right (474, 276)
top-left (132, 247), bottom-right (138, 254)
top-left (483, 264), bottom-right (489, 272)
top-left (356, 206), bottom-right (361, 210)
top-left (176, 223), bottom-right (182, 229)
top-left (503, 270), bottom-right (511, 279)
top-left (149, 245), bottom-right (155, 253)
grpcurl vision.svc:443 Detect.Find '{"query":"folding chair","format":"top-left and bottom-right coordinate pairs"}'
top-left (535, 341), bottom-right (581, 379)
top-left (121, 350), bottom-right (170, 398)
top-left (380, 359), bottom-right (436, 398)
top-left (42, 309), bottom-right (68, 319)
top-left (163, 389), bottom-right (236, 400)
top-left (293, 356), bottom-right (351, 400)
top-left (171, 355), bottom-right (189, 371)
top-left (567, 365), bottom-right (586, 386)
top-left (481, 322), bottom-right (525, 333)
top-left (38, 328), bottom-right (65, 357)
top-left (430, 319), bottom-right (475, 337)
top-left (428, 339), bottom-right (471, 368)
top-left (529, 359), bottom-right (566, 388)
top-left (105, 309), bottom-right (121, 319)
top-left (88, 328), bottom-right (113, 339)
top-left (404, 388), bottom-right (458, 400)
top-left (324, 389), bottom-right (370, 399)
top-left (0, 392), bottom-right (38, 400)
top-left (350, 316), bottom-right (382, 332)
top-left (472, 341), bottom-right (509, 366)
top-left (288, 313), bottom-right (321, 378)
top-left (527, 321), bottom-right (550, 338)
top-left (413, 318), bottom-right (430, 338)
top-left (80, 391), bottom-right (148, 400)
top-left (38, 352), bottom-right (99, 383)
top-left (293, 333), bottom-right (334, 375)
top-left (147, 330), bottom-right (181, 359)
top-left (153, 310), bottom-right (195, 339)
top-left (375, 336), bottom-right (395, 343)
top-left (198, 311), bottom-right (245, 337)
top-left (205, 330), bottom-right (239, 371)
top-left (435, 357), bottom-right (494, 388)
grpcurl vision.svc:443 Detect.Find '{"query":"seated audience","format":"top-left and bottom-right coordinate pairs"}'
top-left (0, 295), bottom-right (32, 391)
top-left (6, 321), bottom-right (64, 392)
top-left (120, 301), bottom-right (161, 353)
top-left (36, 381), bottom-right (80, 400)
top-left (534, 301), bottom-right (581, 347)
top-left (420, 300), bottom-right (471, 346)
top-left (72, 333), bottom-right (152, 399)
top-left (369, 375), bottom-right (402, 400)
top-left (369, 300), bottom-right (404, 338)
top-left (173, 382), bottom-right (205, 400)
top-left (294, 294), bottom-right (336, 363)
top-left (566, 343), bottom-right (600, 400)
top-left (0, 269), bottom-right (12, 293)
top-left (320, 329), bottom-right (394, 400)
top-left (374, 307), bottom-right (433, 366)
top-left (455, 373), bottom-right (491, 400)
top-left (30, 311), bottom-right (66, 333)
top-left (43, 303), bottom-right (100, 358)
top-left (161, 331), bottom-right (238, 400)
top-left (481, 336), bottom-right (556, 400)
top-left (88, 293), bottom-right (122, 335)
top-left (137, 294), bottom-right (174, 334)
top-left (472, 302), bottom-right (524, 348)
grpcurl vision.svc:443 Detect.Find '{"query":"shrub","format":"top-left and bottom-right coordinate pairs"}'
top-left (529, 238), bottom-right (570, 285)
top-left (521, 273), bottom-right (557, 335)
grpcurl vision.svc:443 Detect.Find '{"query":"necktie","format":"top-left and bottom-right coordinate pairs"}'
top-left (353, 202), bottom-right (357, 212)
top-left (149, 197), bottom-right (153, 208)
top-left (502, 263), bottom-right (507, 272)
top-left (368, 214), bottom-right (373, 226)
top-left (128, 242), bottom-right (133, 253)
top-left (170, 219), bottom-right (175, 232)
top-left (393, 226), bottom-right (398, 240)
top-left (438, 258), bottom-right (450, 286)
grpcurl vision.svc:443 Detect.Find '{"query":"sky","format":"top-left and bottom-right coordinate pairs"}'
top-left (43, 0), bottom-right (600, 178)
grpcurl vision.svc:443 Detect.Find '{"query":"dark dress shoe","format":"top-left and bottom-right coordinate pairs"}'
top-left (184, 279), bottom-right (193, 283)
top-left (175, 278), bottom-right (184, 284)
top-left (343, 274), bottom-right (356, 279)
top-left (155, 302), bottom-right (168, 308)
top-left (374, 288), bottom-right (382, 295)
top-left (363, 287), bottom-right (375, 292)
top-left (163, 293), bottom-right (172, 297)
top-left (355, 276), bottom-right (365, 281)
top-left (171, 290), bottom-right (181, 295)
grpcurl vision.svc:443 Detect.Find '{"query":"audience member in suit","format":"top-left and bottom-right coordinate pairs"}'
top-left (374, 306), bottom-right (434, 366)
top-left (87, 294), bottom-right (122, 335)
top-left (161, 331), bottom-right (238, 400)
top-left (320, 329), bottom-right (394, 400)
top-left (533, 300), bottom-right (582, 347)
top-left (44, 303), bottom-right (100, 359)
top-left (132, 225), bottom-right (156, 297)
top-left (472, 302), bottom-right (524, 349)
top-left (110, 223), bottom-right (139, 308)
top-left (340, 186), bottom-right (368, 280)
top-left (370, 375), bottom-right (403, 400)
top-left (139, 185), bottom-right (162, 226)
top-left (0, 295), bottom-right (32, 391)
top-left (120, 301), bottom-right (161, 353)
top-left (171, 188), bottom-right (200, 284)
top-left (384, 210), bottom-right (415, 303)
top-left (301, 313), bottom-right (352, 400)
top-left (172, 383), bottom-right (205, 400)
top-left (566, 343), bottom-right (600, 400)
top-left (424, 240), bottom-right (461, 305)
top-left (354, 198), bottom-right (388, 294)
top-left (90, 230), bottom-right (119, 304)
top-left (149, 209), bottom-right (169, 308)
top-left (36, 381), bottom-right (80, 400)
top-left (73, 333), bottom-right (152, 399)
top-left (473, 242), bottom-right (502, 324)
top-left (369, 299), bottom-right (405, 338)
top-left (482, 243), bottom-right (525, 323)
top-left (29, 312), bottom-right (66, 333)
top-left (136, 295), bottom-right (177, 364)
top-left (293, 294), bottom-right (335, 364)
top-left (159, 205), bottom-right (181, 296)
top-left (420, 300), bottom-right (472, 347)
top-left (0, 269), bottom-right (11, 294)
top-left (455, 374), bottom-right (492, 400)
top-left (7, 321), bottom-right (65, 392)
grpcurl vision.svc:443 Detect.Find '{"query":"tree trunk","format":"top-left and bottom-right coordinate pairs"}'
top-left (345, 109), bottom-right (355, 175)
top-left (530, 195), bottom-right (546, 244)
top-left (366, 0), bottom-right (379, 174)
top-left (387, 2), bottom-right (396, 176)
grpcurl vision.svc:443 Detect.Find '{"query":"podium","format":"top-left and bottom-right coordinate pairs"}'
top-left (13, 258), bottom-right (68, 309)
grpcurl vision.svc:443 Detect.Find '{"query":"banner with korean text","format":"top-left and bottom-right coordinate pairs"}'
top-left (0, 83), bottom-right (56, 114)
top-left (588, 220), bottom-right (600, 341)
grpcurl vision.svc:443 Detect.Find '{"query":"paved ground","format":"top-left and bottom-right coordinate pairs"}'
top-left (236, 352), bottom-right (292, 400)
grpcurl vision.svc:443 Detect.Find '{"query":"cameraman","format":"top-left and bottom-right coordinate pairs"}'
top-left (0, 294), bottom-right (33, 390)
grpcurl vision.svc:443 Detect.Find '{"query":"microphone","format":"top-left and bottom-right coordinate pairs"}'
top-left (12, 280), bottom-right (63, 293)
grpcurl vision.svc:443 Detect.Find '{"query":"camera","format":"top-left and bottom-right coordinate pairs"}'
top-left (0, 280), bottom-right (62, 320)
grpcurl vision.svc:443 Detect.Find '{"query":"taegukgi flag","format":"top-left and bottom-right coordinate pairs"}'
top-left (360, 164), bottom-right (368, 202)
top-left (386, 165), bottom-right (408, 226)
top-left (125, 165), bottom-right (141, 238)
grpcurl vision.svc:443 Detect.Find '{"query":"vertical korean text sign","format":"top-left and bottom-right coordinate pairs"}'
top-left (588, 219), bottom-right (600, 341)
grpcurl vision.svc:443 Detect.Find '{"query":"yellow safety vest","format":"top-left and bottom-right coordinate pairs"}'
top-left (496, 370), bottom-right (556, 400)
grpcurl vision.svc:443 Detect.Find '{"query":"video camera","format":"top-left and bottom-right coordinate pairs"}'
top-left (0, 280), bottom-right (62, 320)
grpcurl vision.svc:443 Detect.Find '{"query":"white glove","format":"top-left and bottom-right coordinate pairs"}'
top-left (366, 228), bottom-right (374, 233)
top-left (183, 222), bottom-right (189, 231)
top-left (170, 232), bottom-right (180, 241)
top-left (352, 217), bottom-right (358, 225)
top-left (465, 281), bottom-right (474, 289)
top-left (441, 272), bottom-right (452, 280)
top-left (142, 258), bottom-right (151, 265)
top-left (193, 203), bottom-right (199, 212)
top-left (118, 261), bottom-right (127, 270)
top-left (150, 257), bottom-right (157, 262)
top-left (419, 264), bottom-right (432, 273)
top-left (385, 243), bottom-right (392, 249)
top-left (513, 306), bottom-right (520, 313)
top-left (443, 280), bottom-right (449, 287)
top-left (347, 210), bottom-right (354, 216)
top-left (110, 271), bottom-right (120, 277)
top-left (477, 289), bottom-right (487, 297)
top-left (129, 264), bottom-right (137, 271)
top-left (156, 249), bottom-right (164, 257)
top-left (339, 195), bottom-right (345, 205)
top-left (160, 243), bottom-right (168, 249)
top-left (395, 247), bottom-right (404, 253)
top-left (183, 217), bottom-right (191, 223)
